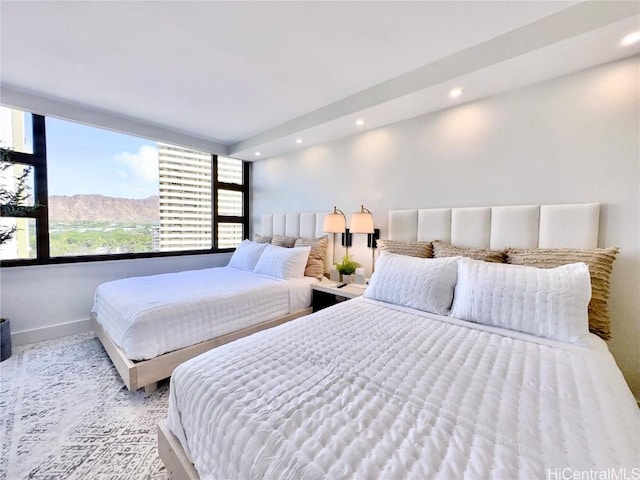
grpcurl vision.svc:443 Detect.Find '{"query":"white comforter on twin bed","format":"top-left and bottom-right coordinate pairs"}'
top-left (168, 297), bottom-right (640, 480)
top-left (92, 267), bottom-right (315, 360)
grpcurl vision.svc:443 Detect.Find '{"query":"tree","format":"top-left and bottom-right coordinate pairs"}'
top-left (0, 148), bottom-right (42, 246)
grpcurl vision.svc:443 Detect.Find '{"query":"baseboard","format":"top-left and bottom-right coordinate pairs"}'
top-left (11, 318), bottom-right (92, 347)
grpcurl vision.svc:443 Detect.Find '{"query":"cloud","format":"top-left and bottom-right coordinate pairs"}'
top-left (115, 145), bottom-right (158, 183)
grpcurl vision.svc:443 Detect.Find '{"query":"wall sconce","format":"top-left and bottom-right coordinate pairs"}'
top-left (349, 205), bottom-right (380, 271)
top-left (323, 206), bottom-right (351, 264)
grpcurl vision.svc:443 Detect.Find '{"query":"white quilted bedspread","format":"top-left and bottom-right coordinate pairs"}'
top-left (93, 267), bottom-right (308, 360)
top-left (168, 298), bottom-right (639, 480)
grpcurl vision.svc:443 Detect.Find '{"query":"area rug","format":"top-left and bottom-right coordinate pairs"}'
top-left (0, 333), bottom-right (170, 479)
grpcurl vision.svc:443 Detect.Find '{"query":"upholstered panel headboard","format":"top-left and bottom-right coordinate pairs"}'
top-left (260, 212), bottom-right (332, 270)
top-left (389, 203), bottom-right (600, 249)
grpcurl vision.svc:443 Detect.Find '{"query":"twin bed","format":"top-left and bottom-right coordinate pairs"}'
top-left (91, 211), bottom-right (331, 391)
top-left (93, 203), bottom-right (639, 478)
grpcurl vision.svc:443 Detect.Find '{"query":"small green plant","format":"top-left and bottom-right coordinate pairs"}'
top-left (335, 255), bottom-right (360, 275)
top-left (0, 147), bottom-right (43, 245)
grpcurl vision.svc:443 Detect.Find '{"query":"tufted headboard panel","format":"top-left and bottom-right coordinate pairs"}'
top-left (389, 203), bottom-right (600, 249)
top-left (260, 212), bottom-right (332, 271)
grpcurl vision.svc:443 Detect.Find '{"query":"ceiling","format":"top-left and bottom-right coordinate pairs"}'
top-left (1, 1), bottom-right (638, 161)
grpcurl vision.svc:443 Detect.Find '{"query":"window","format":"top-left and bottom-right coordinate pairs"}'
top-left (215, 156), bottom-right (247, 249)
top-left (0, 107), bottom-right (250, 265)
top-left (0, 108), bottom-right (43, 261)
top-left (0, 163), bottom-right (37, 260)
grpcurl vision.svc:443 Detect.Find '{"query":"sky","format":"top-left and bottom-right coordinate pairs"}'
top-left (46, 117), bottom-right (159, 199)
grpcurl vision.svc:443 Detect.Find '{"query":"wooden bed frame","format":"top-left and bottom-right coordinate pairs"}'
top-left (93, 211), bottom-right (331, 393)
top-left (92, 307), bottom-right (312, 392)
top-left (158, 420), bottom-right (199, 479)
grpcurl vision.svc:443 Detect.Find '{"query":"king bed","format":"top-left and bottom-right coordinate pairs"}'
top-left (158, 203), bottom-right (639, 479)
top-left (92, 211), bottom-right (333, 392)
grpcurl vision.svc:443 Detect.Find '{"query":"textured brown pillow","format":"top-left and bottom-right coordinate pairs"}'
top-left (253, 234), bottom-right (272, 244)
top-left (271, 235), bottom-right (297, 248)
top-left (294, 236), bottom-right (328, 279)
top-left (432, 240), bottom-right (505, 263)
top-left (506, 246), bottom-right (619, 340)
top-left (377, 240), bottom-right (433, 258)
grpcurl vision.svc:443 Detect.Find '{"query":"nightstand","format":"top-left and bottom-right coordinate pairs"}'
top-left (312, 280), bottom-right (366, 312)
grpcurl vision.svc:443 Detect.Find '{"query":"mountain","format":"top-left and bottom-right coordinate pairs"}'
top-left (48, 194), bottom-right (159, 223)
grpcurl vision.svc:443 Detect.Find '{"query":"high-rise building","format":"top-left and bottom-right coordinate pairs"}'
top-left (158, 143), bottom-right (212, 251)
top-left (158, 145), bottom-right (244, 250)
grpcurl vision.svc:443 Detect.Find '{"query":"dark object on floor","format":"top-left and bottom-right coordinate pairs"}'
top-left (1, 318), bottom-right (11, 361)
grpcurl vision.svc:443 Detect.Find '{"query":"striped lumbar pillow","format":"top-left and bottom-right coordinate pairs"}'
top-left (377, 239), bottom-right (433, 258)
top-left (433, 240), bottom-right (505, 263)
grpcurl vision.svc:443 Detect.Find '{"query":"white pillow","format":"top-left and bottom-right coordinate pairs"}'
top-left (253, 244), bottom-right (311, 279)
top-left (364, 251), bottom-right (459, 315)
top-left (450, 257), bottom-right (592, 344)
top-left (227, 240), bottom-right (268, 271)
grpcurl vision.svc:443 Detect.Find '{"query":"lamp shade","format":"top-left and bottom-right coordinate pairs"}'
top-left (324, 213), bottom-right (346, 233)
top-left (350, 212), bottom-right (374, 233)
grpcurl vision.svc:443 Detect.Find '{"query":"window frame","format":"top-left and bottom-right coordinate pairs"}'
top-left (213, 155), bottom-right (250, 250)
top-left (0, 112), bottom-right (250, 267)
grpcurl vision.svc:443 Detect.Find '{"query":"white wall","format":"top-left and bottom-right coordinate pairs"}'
top-left (1, 86), bottom-right (228, 155)
top-left (0, 252), bottom-right (231, 345)
top-left (253, 56), bottom-right (640, 398)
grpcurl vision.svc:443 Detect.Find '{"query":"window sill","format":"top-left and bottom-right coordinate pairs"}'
top-left (0, 248), bottom-right (235, 268)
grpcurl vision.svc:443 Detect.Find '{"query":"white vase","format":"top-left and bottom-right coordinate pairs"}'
top-left (342, 274), bottom-right (353, 284)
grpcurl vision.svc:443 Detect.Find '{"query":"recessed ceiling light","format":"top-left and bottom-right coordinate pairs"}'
top-left (356, 119), bottom-right (364, 126)
top-left (254, 152), bottom-right (261, 157)
top-left (620, 31), bottom-right (640, 46)
top-left (449, 88), bottom-right (464, 98)
top-left (296, 138), bottom-right (302, 144)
